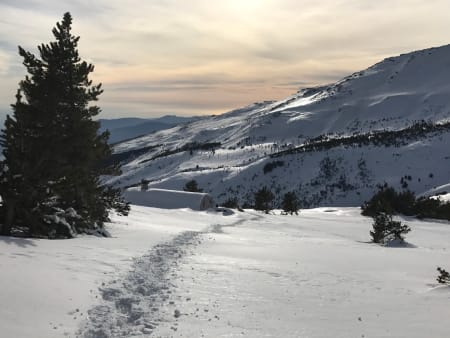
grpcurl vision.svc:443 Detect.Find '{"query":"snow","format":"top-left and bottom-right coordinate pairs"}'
top-left (0, 207), bottom-right (234, 337)
top-left (1, 205), bottom-right (450, 337)
top-left (124, 188), bottom-right (215, 210)
top-left (105, 44), bottom-right (450, 208)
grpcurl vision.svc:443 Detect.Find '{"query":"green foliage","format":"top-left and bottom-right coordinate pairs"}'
top-left (263, 161), bottom-right (284, 174)
top-left (222, 197), bottom-right (239, 209)
top-left (370, 212), bottom-right (411, 244)
top-left (361, 185), bottom-right (416, 217)
top-left (281, 191), bottom-right (299, 215)
top-left (183, 179), bottom-right (203, 192)
top-left (437, 267), bottom-right (450, 285)
top-left (319, 157), bottom-right (338, 179)
top-left (271, 120), bottom-right (450, 159)
top-left (254, 186), bottom-right (274, 213)
top-left (362, 185), bottom-right (450, 221)
top-left (414, 197), bottom-right (450, 220)
top-left (0, 13), bottom-right (129, 238)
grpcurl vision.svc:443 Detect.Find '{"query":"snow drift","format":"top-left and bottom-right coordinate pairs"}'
top-left (123, 188), bottom-right (215, 211)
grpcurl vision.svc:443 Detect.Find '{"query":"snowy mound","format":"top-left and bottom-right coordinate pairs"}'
top-left (123, 188), bottom-right (215, 210)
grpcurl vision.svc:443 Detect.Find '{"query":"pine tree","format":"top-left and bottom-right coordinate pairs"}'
top-left (0, 13), bottom-right (129, 238)
top-left (281, 191), bottom-right (299, 215)
top-left (370, 212), bottom-right (410, 244)
top-left (254, 186), bottom-right (274, 214)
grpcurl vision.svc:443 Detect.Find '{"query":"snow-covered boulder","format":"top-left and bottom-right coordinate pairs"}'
top-left (124, 188), bottom-right (215, 211)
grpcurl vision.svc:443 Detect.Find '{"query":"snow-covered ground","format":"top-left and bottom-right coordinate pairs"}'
top-left (1, 206), bottom-right (450, 337)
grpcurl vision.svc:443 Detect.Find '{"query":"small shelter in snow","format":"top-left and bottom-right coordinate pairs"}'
top-left (124, 188), bottom-right (215, 211)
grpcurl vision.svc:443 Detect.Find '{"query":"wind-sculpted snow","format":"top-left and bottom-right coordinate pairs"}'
top-left (79, 230), bottom-right (203, 337)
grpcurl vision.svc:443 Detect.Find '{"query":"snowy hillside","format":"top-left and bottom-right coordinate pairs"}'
top-left (107, 45), bottom-right (450, 207)
top-left (1, 206), bottom-right (450, 337)
top-left (99, 115), bottom-right (201, 144)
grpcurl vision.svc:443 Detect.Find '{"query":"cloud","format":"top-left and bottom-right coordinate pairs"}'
top-left (1, 0), bottom-right (450, 118)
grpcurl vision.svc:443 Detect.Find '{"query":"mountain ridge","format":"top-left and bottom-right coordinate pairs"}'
top-left (107, 44), bottom-right (450, 207)
top-left (99, 115), bottom-right (202, 144)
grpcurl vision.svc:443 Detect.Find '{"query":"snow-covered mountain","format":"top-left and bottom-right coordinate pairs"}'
top-left (107, 45), bottom-right (450, 207)
top-left (99, 115), bottom-right (202, 144)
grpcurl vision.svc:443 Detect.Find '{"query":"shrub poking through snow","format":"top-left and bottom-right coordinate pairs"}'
top-left (263, 161), bottom-right (284, 174)
top-left (370, 212), bottom-right (411, 244)
top-left (254, 186), bottom-right (274, 214)
top-left (222, 197), bottom-right (239, 209)
top-left (437, 267), bottom-right (450, 285)
top-left (281, 191), bottom-right (300, 215)
top-left (362, 185), bottom-right (450, 221)
top-left (183, 179), bottom-right (203, 192)
top-left (361, 185), bottom-right (416, 217)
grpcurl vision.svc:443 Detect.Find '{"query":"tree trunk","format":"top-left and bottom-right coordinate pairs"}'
top-left (1, 200), bottom-right (15, 236)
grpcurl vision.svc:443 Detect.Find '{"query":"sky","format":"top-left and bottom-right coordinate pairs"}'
top-left (0, 0), bottom-right (450, 120)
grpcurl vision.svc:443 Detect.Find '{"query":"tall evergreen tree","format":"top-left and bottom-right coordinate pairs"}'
top-left (0, 13), bottom-right (129, 238)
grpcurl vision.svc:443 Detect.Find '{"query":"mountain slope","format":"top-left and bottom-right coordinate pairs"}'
top-left (99, 115), bottom-right (201, 144)
top-left (107, 45), bottom-right (450, 207)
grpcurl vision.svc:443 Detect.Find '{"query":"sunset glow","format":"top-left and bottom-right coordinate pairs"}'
top-left (0, 1), bottom-right (450, 118)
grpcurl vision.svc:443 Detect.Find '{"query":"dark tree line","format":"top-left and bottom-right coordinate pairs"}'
top-left (253, 187), bottom-right (299, 215)
top-left (361, 184), bottom-right (450, 221)
top-left (271, 120), bottom-right (450, 158)
top-left (0, 13), bottom-right (128, 238)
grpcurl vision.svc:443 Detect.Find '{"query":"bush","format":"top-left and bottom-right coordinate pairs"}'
top-left (263, 161), bottom-right (284, 174)
top-left (241, 201), bottom-right (253, 209)
top-left (362, 185), bottom-right (416, 217)
top-left (254, 187), bottom-right (274, 213)
top-left (370, 212), bottom-right (411, 244)
top-left (183, 179), bottom-right (203, 192)
top-left (362, 185), bottom-right (396, 217)
top-left (222, 197), bottom-right (239, 209)
top-left (362, 185), bottom-right (450, 221)
top-left (281, 191), bottom-right (300, 215)
top-left (437, 267), bottom-right (450, 285)
top-left (414, 197), bottom-right (450, 220)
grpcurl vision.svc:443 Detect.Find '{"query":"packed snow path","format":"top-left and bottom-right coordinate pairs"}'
top-left (79, 213), bottom-right (251, 337)
top-left (79, 231), bottom-right (203, 337)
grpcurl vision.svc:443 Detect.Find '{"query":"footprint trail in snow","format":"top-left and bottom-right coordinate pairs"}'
top-left (79, 230), bottom-right (203, 337)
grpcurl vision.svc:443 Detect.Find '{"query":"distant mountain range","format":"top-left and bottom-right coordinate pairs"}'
top-left (103, 45), bottom-right (450, 206)
top-left (99, 115), bottom-right (203, 144)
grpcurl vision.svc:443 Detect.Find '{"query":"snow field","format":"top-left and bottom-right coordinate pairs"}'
top-left (1, 206), bottom-right (450, 337)
top-left (0, 206), bottom-right (237, 338)
top-left (150, 208), bottom-right (450, 338)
